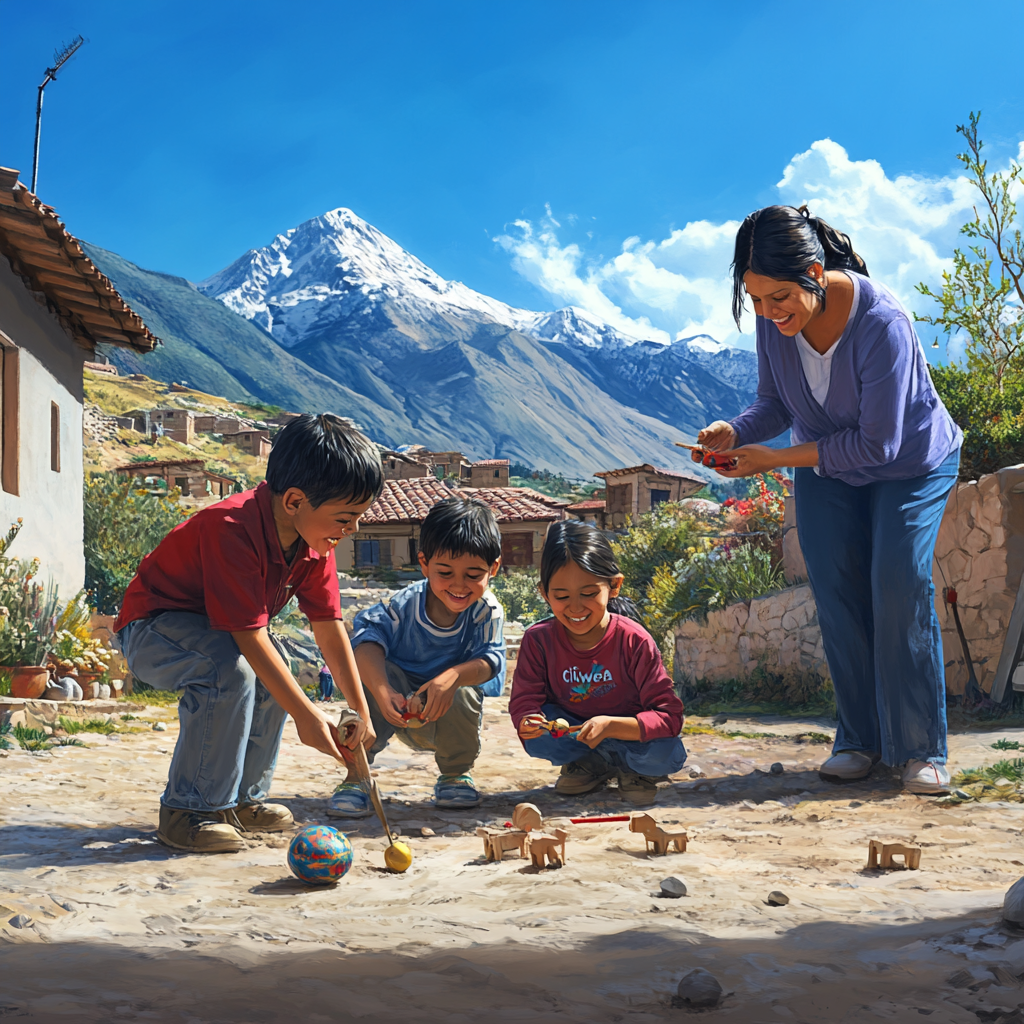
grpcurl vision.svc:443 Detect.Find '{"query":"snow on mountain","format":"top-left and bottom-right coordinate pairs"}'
top-left (199, 206), bottom-right (756, 390)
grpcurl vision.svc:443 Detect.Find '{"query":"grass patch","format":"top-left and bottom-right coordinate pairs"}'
top-left (122, 686), bottom-right (180, 706)
top-left (53, 736), bottom-right (86, 746)
top-left (0, 720), bottom-right (12, 749)
top-left (13, 725), bottom-right (52, 751)
top-left (955, 758), bottom-right (1024, 786)
top-left (59, 716), bottom-right (118, 735)
top-left (682, 724), bottom-right (832, 743)
top-left (120, 713), bottom-right (142, 721)
top-left (992, 738), bottom-right (1022, 750)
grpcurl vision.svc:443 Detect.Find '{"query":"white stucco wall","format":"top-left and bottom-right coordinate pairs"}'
top-left (0, 256), bottom-right (87, 599)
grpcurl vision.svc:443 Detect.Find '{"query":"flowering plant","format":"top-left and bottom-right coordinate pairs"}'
top-left (0, 521), bottom-right (60, 666)
top-left (722, 472), bottom-right (788, 541)
top-left (50, 630), bottom-right (115, 674)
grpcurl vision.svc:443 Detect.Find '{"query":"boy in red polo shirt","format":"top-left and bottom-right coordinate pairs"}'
top-left (115, 414), bottom-right (383, 853)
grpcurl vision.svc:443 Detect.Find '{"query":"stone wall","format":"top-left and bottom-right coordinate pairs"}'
top-left (674, 464), bottom-right (1024, 697)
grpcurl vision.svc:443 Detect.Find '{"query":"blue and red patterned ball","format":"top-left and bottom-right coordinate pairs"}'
top-left (287, 825), bottom-right (353, 884)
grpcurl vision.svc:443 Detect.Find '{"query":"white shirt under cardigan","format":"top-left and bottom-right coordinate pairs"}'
top-left (794, 271), bottom-right (861, 407)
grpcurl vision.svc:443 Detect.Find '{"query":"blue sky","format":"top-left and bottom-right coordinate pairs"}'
top-left (2, 1), bottom-right (1023, 347)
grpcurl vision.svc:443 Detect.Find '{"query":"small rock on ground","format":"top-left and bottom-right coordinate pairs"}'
top-left (767, 890), bottom-right (790, 906)
top-left (675, 968), bottom-right (722, 1008)
top-left (1003, 875), bottom-right (1024, 925)
top-left (660, 877), bottom-right (687, 898)
top-left (770, 762), bottom-right (784, 775)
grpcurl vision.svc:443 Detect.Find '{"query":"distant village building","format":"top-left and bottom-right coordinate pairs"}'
top-left (193, 413), bottom-right (254, 434)
top-left (150, 407), bottom-right (195, 444)
top-left (469, 459), bottom-right (510, 487)
top-left (565, 499), bottom-right (607, 525)
top-left (0, 166), bottom-right (156, 595)
top-left (335, 478), bottom-right (566, 572)
top-left (114, 458), bottom-right (236, 502)
top-left (225, 428), bottom-right (271, 460)
top-left (83, 359), bottom-right (117, 376)
top-left (380, 451), bottom-right (431, 481)
top-left (592, 464), bottom-right (704, 530)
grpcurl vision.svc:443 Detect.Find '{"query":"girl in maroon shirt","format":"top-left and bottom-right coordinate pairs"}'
top-left (510, 521), bottom-right (686, 806)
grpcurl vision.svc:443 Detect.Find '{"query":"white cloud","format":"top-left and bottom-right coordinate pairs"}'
top-left (496, 139), bottom-right (1022, 348)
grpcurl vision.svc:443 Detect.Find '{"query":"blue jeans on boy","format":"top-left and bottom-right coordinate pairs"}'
top-left (523, 703), bottom-right (686, 776)
top-left (794, 448), bottom-right (959, 768)
top-left (118, 612), bottom-right (288, 812)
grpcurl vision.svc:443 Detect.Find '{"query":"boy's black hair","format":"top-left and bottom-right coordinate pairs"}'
top-left (540, 520), bottom-right (647, 629)
top-left (266, 413), bottom-right (384, 508)
top-left (419, 496), bottom-right (502, 565)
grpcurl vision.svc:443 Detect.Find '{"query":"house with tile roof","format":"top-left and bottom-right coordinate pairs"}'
top-left (468, 458), bottom-right (509, 487)
top-left (593, 463), bottom-right (704, 529)
top-left (335, 478), bottom-right (566, 572)
top-left (0, 167), bottom-right (156, 594)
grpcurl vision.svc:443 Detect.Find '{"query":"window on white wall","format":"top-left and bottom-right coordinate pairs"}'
top-left (50, 402), bottom-right (60, 473)
top-left (0, 337), bottom-right (18, 495)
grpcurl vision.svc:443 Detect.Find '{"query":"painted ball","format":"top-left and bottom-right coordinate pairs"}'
top-left (287, 825), bottom-right (353, 885)
top-left (384, 841), bottom-right (413, 873)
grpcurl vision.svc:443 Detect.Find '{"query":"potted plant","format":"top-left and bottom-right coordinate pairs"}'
top-left (0, 521), bottom-right (59, 698)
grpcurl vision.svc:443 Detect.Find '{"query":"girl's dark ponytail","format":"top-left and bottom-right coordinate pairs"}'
top-left (731, 205), bottom-right (869, 328)
top-left (608, 594), bottom-right (645, 628)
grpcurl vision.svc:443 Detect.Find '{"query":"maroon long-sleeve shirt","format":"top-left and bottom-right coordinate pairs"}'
top-left (509, 615), bottom-right (684, 742)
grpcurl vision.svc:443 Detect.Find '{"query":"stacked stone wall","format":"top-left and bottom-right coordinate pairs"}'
top-left (674, 464), bottom-right (1024, 696)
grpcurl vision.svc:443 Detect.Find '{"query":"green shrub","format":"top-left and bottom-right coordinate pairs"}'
top-left (489, 569), bottom-right (549, 626)
top-left (59, 716), bottom-right (118, 735)
top-left (84, 473), bottom-right (189, 614)
top-left (13, 724), bottom-right (52, 751)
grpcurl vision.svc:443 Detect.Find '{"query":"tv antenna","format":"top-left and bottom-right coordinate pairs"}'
top-left (31, 35), bottom-right (86, 194)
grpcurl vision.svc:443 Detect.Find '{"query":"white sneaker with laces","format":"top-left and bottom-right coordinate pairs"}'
top-left (819, 750), bottom-right (878, 781)
top-left (901, 759), bottom-right (950, 794)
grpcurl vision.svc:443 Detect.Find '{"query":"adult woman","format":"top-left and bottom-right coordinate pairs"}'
top-left (699, 205), bottom-right (962, 794)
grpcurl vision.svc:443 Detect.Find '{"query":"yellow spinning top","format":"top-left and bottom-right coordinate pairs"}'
top-left (384, 841), bottom-right (413, 873)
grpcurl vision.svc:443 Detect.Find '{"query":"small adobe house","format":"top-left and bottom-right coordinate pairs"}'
top-left (0, 168), bottom-right (156, 595)
top-left (593, 464), bottom-right (704, 530)
top-left (114, 459), bottom-right (236, 503)
top-left (335, 478), bottom-right (566, 572)
top-left (469, 459), bottom-right (510, 487)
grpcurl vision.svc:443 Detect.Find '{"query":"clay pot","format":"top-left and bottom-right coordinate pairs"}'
top-left (98, 683), bottom-right (111, 700)
top-left (10, 665), bottom-right (50, 699)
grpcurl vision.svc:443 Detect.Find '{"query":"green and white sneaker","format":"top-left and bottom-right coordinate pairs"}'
top-left (434, 774), bottom-right (481, 809)
top-left (326, 781), bottom-right (372, 818)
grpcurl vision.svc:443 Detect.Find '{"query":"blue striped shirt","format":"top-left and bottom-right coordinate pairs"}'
top-left (350, 579), bottom-right (506, 697)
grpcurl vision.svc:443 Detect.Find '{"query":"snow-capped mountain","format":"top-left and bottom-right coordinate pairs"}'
top-left (186, 208), bottom-right (762, 475)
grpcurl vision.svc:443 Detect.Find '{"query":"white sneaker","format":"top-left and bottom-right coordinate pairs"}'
top-left (819, 750), bottom-right (878, 781)
top-left (902, 760), bottom-right (950, 794)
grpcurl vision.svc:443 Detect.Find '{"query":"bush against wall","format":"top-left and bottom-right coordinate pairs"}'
top-left (84, 474), bottom-right (189, 614)
top-left (490, 568), bottom-right (549, 626)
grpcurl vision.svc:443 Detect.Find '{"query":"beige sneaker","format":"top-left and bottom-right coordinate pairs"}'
top-left (617, 769), bottom-right (659, 806)
top-left (555, 752), bottom-right (614, 796)
top-left (157, 805), bottom-right (246, 853)
top-left (234, 802), bottom-right (294, 832)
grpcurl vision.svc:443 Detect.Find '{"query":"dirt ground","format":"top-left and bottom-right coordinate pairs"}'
top-left (3, 698), bottom-right (1024, 1023)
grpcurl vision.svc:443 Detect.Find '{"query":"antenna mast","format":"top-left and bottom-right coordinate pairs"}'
top-left (31, 35), bottom-right (86, 194)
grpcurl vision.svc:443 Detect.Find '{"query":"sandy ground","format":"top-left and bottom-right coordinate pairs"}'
top-left (3, 699), bottom-right (1024, 1022)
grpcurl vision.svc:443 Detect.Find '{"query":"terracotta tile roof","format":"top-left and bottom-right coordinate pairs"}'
top-left (458, 487), bottom-right (563, 522)
top-left (566, 499), bottom-right (606, 511)
top-left (0, 167), bottom-right (156, 353)
top-left (594, 463), bottom-right (703, 484)
top-left (361, 478), bottom-right (455, 524)
top-left (504, 486), bottom-right (572, 509)
top-left (363, 480), bottom-right (564, 525)
top-left (472, 459), bottom-right (509, 467)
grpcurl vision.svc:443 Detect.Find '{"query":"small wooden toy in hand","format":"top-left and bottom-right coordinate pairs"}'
top-left (539, 716), bottom-right (582, 739)
top-left (675, 441), bottom-right (737, 471)
top-left (401, 692), bottom-right (427, 728)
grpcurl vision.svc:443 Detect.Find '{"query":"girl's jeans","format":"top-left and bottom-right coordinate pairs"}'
top-left (794, 448), bottom-right (959, 767)
top-left (523, 703), bottom-right (686, 776)
top-left (119, 612), bottom-right (287, 812)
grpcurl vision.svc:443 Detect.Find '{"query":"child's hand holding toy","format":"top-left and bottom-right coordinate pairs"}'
top-left (518, 714), bottom-right (547, 740)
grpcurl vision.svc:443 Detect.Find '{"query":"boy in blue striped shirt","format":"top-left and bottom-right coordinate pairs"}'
top-left (328, 496), bottom-right (505, 812)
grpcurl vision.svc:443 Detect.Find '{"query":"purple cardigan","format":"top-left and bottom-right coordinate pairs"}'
top-left (729, 275), bottom-right (962, 486)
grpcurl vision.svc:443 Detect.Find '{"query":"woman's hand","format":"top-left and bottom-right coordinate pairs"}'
top-left (518, 714), bottom-right (546, 740)
top-left (713, 444), bottom-right (780, 478)
top-left (697, 420), bottom-right (737, 451)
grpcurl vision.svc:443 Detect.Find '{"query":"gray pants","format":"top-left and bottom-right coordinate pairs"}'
top-left (366, 662), bottom-right (483, 776)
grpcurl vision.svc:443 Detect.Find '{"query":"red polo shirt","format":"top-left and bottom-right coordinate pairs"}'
top-left (114, 482), bottom-right (342, 633)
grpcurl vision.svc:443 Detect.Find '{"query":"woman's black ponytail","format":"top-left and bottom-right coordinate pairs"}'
top-left (540, 521), bottom-right (648, 631)
top-left (731, 205), bottom-right (869, 328)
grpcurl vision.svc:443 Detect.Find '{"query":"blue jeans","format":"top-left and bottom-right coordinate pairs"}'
top-left (523, 703), bottom-right (686, 777)
top-left (795, 449), bottom-right (959, 767)
top-left (119, 612), bottom-right (288, 812)
top-left (318, 671), bottom-right (334, 702)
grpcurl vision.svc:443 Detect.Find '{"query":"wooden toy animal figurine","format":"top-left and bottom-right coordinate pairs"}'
top-left (527, 828), bottom-right (568, 868)
top-left (476, 826), bottom-right (528, 862)
top-left (866, 839), bottom-right (921, 870)
top-left (675, 441), bottom-right (738, 471)
top-left (538, 718), bottom-right (582, 739)
top-left (512, 802), bottom-right (543, 832)
top-left (629, 812), bottom-right (688, 855)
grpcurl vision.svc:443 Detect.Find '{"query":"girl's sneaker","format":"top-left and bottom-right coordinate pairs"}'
top-left (555, 751), bottom-right (614, 796)
top-left (617, 769), bottom-right (659, 806)
top-left (902, 760), bottom-right (950, 794)
top-left (434, 774), bottom-right (481, 808)
top-left (818, 750), bottom-right (879, 782)
top-left (326, 782), bottom-right (372, 818)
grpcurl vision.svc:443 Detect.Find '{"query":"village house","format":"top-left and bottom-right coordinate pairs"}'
top-left (192, 413), bottom-right (256, 434)
top-left (225, 428), bottom-right (272, 460)
top-left (334, 477), bottom-right (566, 572)
top-left (565, 498), bottom-right (607, 526)
top-left (380, 451), bottom-right (431, 481)
top-left (149, 407), bottom-right (195, 444)
top-left (469, 459), bottom-right (510, 487)
top-left (114, 458), bottom-right (236, 502)
top-left (592, 463), bottom-right (704, 530)
top-left (0, 167), bottom-right (156, 595)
